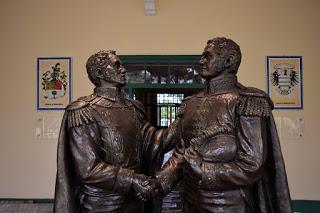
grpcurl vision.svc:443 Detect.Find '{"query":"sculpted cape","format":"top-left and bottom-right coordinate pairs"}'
top-left (257, 113), bottom-right (292, 212)
top-left (54, 112), bottom-right (78, 212)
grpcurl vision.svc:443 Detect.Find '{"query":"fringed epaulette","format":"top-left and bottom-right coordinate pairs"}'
top-left (237, 87), bottom-right (273, 117)
top-left (66, 94), bottom-right (96, 128)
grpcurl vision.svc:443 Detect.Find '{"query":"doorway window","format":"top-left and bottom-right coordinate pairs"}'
top-left (125, 64), bottom-right (203, 84)
top-left (121, 55), bottom-right (204, 99)
top-left (157, 93), bottom-right (184, 127)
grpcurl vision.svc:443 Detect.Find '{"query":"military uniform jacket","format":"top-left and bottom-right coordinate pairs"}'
top-left (156, 75), bottom-right (292, 213)
top-left (54, 87), bottom-right (176, 213)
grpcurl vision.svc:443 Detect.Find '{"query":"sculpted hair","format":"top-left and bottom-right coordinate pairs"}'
top-left (207, 37), bottom-right (242, 73)
top-left (86, 50), bottom-right (116, 86)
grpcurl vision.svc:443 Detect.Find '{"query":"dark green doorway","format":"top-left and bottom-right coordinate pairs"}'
top-left (121, 55), bottom-right (204, 212)
top-left (132, 87), bottom-right (201, 129)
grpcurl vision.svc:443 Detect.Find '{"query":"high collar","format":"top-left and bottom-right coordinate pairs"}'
top-left (94, 87), bottom-right (125, 102)
top-left (205, 73), bottom-right (238, 95)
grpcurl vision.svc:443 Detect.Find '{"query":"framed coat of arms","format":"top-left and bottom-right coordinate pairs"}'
top-left (266, 56), bottom-right (303, 109)
top-left (37, 57), bottom-right (72, 110)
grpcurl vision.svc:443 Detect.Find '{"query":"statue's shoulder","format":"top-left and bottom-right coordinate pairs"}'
top-left (183, 95), bottom-right (194, 101)
top-left (239, 86), bottom-right (268, 98)
top-left (65, 94), bottom-right (97, 128)
top-left (177, 95), bottom-right (195, 118)
top-left (66, 94), bottom-right (97, 111)
top-left (182, 93), bottom-right (199, 103)
top-left (237, 85), bottom-right (273, 117)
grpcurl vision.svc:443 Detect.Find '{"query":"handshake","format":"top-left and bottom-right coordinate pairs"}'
top-left (131, 174), bottom-right (162, 201)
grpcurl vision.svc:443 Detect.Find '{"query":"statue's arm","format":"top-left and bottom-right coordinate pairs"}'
top-left (201, 116), bottom-right (268, 189)
top-left (69, 123), bottom-right (135, 194)
top-left (160, 117), bottom-right (181, 153)
top-left (154, 119), bottom-right (185, 196)
top-left (133, 99), bottom-right (180, 175)
top-left (141, 118), bottom-right (180, 163)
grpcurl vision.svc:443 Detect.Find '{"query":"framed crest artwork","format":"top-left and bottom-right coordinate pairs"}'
top-left (37, 57), bottom-right (72, 110)
top-left (266, 56), bottom-right (303, 109)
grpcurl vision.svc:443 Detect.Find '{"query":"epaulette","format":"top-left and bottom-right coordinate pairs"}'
top-left (66, 94), bottom-right (97, 128)
top-left (237, 87), bottom-right (273, 117)
top-left (182, 95), bottom-right (193, 102)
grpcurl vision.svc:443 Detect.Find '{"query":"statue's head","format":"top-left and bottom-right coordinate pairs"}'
top-left (199, 37), bottom-right (241, 80)
top-left (86, 50), bottom-right (126, 88)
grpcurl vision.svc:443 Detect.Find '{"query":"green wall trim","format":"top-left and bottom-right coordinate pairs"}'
top-left (0, 198), bottom-right (54, 203)
top-left (292, 200), bottom-right (320, 213)
top-left (126, 83), bottom-right (205, 89)
top-left (0, 199), bottom-right (319, 212)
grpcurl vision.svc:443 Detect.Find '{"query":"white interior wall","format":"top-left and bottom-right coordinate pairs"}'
top-left (0, 0), bottom-right (319, 199)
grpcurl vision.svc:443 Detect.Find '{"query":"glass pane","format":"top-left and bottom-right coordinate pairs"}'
top-left (145, 64), bottom-right (169, 84)
top-left (157, 93), bottom-right (184, 127)
top-left (169, 64), bottom-right (193, 84)
top-left (124, 63), bottom-right (204, 84)
top-left (125, 64), bottom-right (145, 83)
top-left (193, 65), bottom-right (205, 83)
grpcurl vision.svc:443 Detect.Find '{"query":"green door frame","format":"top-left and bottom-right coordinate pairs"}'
top-left (119, 55), bottom-right (204, 98)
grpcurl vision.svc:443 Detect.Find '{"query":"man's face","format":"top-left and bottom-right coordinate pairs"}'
top-left (199, 43), bottom-right (226, 80)
top-left (97, 53), bottom-right (127, 87)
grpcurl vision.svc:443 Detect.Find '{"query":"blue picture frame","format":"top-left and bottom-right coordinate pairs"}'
top-left (266, 56), bottom-right (303, 110)
top-left (37, 57), bottom-right (72, 110)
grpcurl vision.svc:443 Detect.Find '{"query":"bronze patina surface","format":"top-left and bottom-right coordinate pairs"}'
top-left (54, 50), bottom-right (174, 213)
top-left (154, 38), bottom-right (292, 213)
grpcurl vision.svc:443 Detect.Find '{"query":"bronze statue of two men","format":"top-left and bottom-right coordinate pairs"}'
top-left (54, 37), bottom-right (292, 213)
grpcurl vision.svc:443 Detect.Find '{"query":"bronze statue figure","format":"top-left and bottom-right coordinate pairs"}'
top-left (153, 37), bottom-right (292, 212)
top-left (54, 50), bottom-right (174, 213)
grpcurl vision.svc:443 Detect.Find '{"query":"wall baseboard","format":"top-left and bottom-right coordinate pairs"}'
top-left (0, 199), bottom-right (53, 204)
top-left (0, 199), bottom-right (319, 212)
top-left (292, 200), bottom-right (320, 213)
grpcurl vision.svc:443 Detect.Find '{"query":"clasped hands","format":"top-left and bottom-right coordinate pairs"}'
top-left (132, 174), bottom-right (162, 201)
top-left (131, 146), bottom-right (202, 201)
